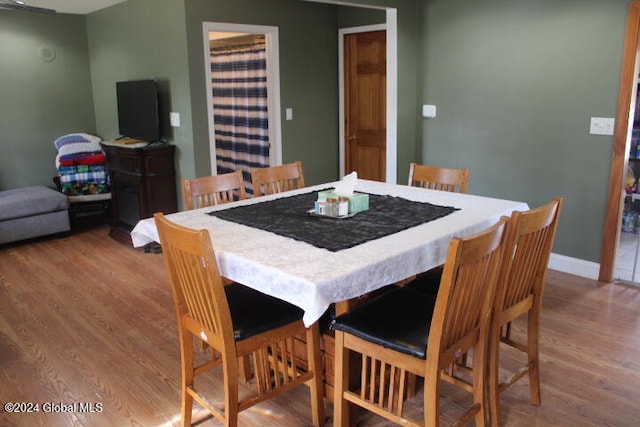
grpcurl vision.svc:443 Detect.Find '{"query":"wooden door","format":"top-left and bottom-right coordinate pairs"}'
top-left (344, 30), bottom-right (386, 181)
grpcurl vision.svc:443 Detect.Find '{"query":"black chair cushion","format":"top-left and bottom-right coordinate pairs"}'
top-left (331, 287), bottom-right (437, 359)
top-left (405, 265), bottom-right (443, 297)
top-left (225, 283), bottom-right (304, 341)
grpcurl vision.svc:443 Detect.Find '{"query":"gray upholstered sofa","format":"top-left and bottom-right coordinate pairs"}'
top-left (0, 186), bottom-right (70, 245)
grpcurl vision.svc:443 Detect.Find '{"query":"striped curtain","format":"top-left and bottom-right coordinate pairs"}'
top-left (210, 40), bottom-right (270, 196)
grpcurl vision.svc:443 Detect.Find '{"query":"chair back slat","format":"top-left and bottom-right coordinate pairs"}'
top-left (428, 218), bottom-right (506, 368)
top-left (251, 161), bottom-right (305, 197)
top-left (408, 162), bottom-right (469, 194)
top-left (155, 213), bottom-right (233, 349)
top-left (176, 251), bottom-right (219, 336)
top-left (182, 170), bottom-right (247, 210)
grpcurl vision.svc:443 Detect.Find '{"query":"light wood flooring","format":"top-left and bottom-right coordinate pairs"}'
top-left (1, 225), bottom-right (639, 426)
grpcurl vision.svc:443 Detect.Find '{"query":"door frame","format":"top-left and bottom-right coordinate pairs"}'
top-left (600, 0), bottom-right (640, 282)
top-left (201, 22), bottom-right (283, 175)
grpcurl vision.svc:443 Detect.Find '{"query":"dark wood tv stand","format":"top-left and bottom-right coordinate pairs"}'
top-left (101, 142), bottom-right (177, 240)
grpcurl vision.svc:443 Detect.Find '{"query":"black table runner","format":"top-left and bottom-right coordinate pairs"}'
top-left (208, 190), bottom-right (459, 252)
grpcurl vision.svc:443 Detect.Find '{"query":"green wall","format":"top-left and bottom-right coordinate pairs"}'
top-left (418, 0), bottom-right (629, 262)
top-left (86, 0), bottom-right (193, 197)
top-left (0, 11), bottom-right (95, 189)
top-left (395, 1), bottom-right (419, 183)
top-left (185, 0), bottom-right (341, 187)
top-left (337, 5), bottom-right (385, 27)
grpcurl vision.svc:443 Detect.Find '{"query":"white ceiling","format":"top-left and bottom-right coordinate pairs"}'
top-left (16, 0), bottom-right (127, 15)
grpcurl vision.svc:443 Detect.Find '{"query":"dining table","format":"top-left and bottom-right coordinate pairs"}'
top-left (130, 179), bottom-right (529, 327)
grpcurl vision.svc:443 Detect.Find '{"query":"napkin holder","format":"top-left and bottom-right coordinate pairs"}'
top-left (349, 192), bottom-right (369, 213)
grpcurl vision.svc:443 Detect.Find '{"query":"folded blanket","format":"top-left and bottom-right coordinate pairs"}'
top-left (58, 165), bottom-right (106, 175)
top-left (54, 133), bottom-right (101, 150)
top-left (59, 171), bottom-right (108, 184)
top-left (57, 141), bottom-right (103, 157)
top-left (61, 182), bottom-right (110, 196)
top-left (56, 153), bottom-right (106, 167)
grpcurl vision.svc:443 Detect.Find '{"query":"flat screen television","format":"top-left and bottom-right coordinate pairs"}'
top-left (116, 79), bottom-right (160, 142)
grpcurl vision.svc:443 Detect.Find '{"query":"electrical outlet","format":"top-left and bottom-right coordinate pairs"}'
top-left (589, 117), bottom-right (614, 136)
top-left (422, 104), bottom-right (436, 118)
top-left (170, 112), bottom-right (180, 127)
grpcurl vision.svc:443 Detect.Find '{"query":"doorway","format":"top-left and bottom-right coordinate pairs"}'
top-left (336, 6), bottom-right (398, 184)
top-left (615, 83), bottom-right (640, 284)
top-left (601, 0), bottom-right (640, 283)
top-left (343, 29), bottom-right (387, 182)
top-left (202, 22), bottom-right (282, 195)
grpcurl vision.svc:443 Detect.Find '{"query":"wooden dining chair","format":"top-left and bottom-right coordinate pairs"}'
top-left (154, 213), bottom-right (324, 427)
top-left (408, 162), bottom-right (469, 193)
top-left (182, 170), bottom-right (246, 210)
top-left (332, 218), bottom-right (507, 427)
top-left (488, 197), bottom-right (563, 426)
top-left (251, 161), bottom-right (305, 197)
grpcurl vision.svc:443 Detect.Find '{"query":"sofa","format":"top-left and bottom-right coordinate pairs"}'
top-left (0, 186), bottom-right (70, 245)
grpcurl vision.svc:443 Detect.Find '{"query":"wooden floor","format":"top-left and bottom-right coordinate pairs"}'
top-left (1, 225), bottom-right (639, 426)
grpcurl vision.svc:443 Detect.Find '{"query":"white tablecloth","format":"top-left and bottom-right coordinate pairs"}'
top-left (131, 180), bottom-right (529, 326)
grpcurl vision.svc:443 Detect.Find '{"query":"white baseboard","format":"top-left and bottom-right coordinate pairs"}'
top-left (548, 253), bottom-right (600, 280)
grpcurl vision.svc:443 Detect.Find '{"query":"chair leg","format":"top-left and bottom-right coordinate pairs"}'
top-left (306, 325), bottom-right (325, 427)
top-left (473, 344), bottom-right (488, 427)
top-left (528, 311), bottom-right (541, 406)
top-left (423, 367), bottom-right (440, 427)
top-left (333, 331), bottom-right (350, 427)
top-left (222, 352), bottom-right (240, 427)
top-left (181, 333), bottom-right (195, 427)
top-left (488, 326), bottom-right (501, 427)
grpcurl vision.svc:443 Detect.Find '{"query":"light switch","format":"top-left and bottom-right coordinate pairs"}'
top-left (286, 108), bottom-right (293, 121)
top-left (589, 117), bottom-right (614, 135)
top-left (170, 112), bottom-right (180, 127)
top-left (422, 104), bottom-right (436, 118)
